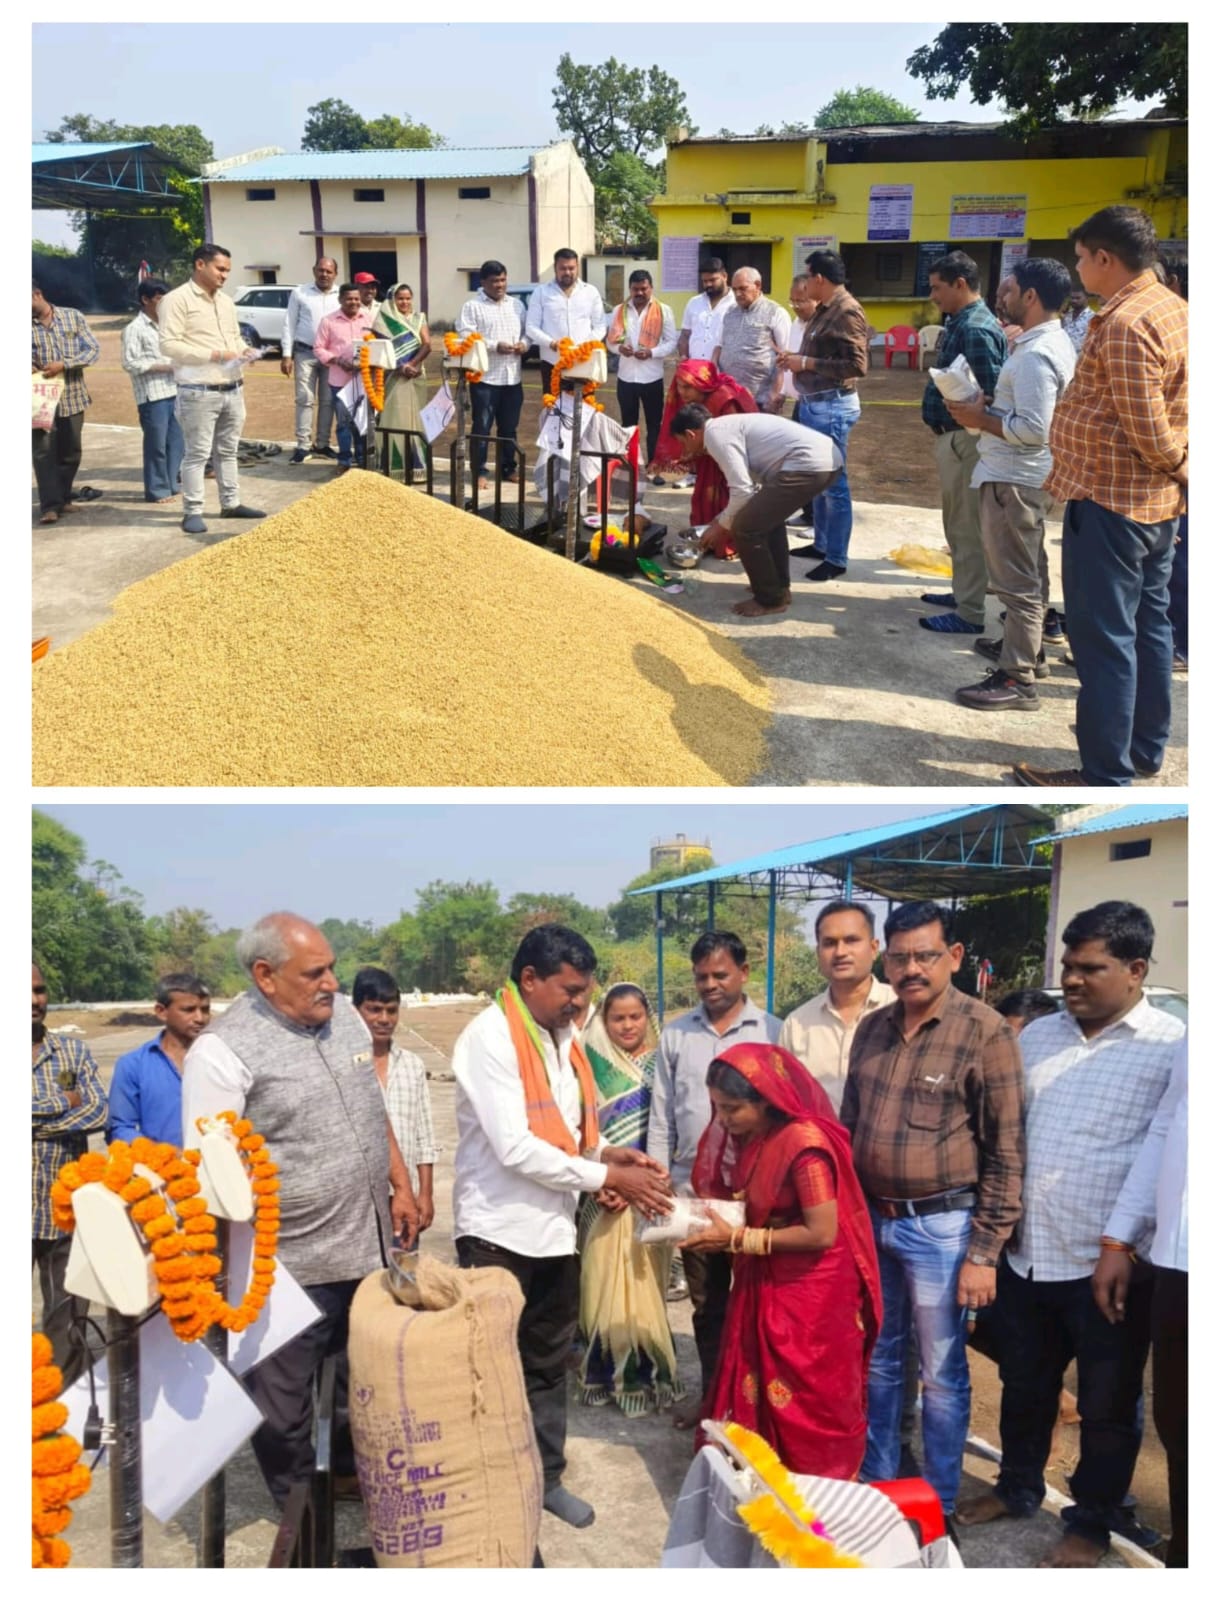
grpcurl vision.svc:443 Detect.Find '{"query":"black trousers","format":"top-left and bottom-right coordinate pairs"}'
top-left (456, 1236), bottom-right (579, 1489)
top-left (680, 1246), bottom-right (732, 1397)
top-left (1152, 1266), bottom-right (1187, 1566)
top-left (32, 1235), bottom-right (89, 1387)
top-left (32, 411), bottom-right (85, 513)
top-left (540, 361), bottom-right (555, 397)
top-left (616, 378), bottom-right (665, 466)
top-left (991, 1258), bottom-right (1152, 1547)
top-left (244, 1277), bottom-right (358, 1508)
top-left (470, 381), bottom-right (525, 478)
top-left (734, 469), bottom-right (842, 606)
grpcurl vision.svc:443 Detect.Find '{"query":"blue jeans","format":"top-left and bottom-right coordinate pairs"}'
top-left (138, 395), bottom-right (184, 500)
top-left (864, 1206), bottom-right (972, 1515)
top-left (333, 393), bottom-right (365, 467)
top-left (795, 390), bottom-right (860, 565)
top-left (1060, 497), bottom-right (1177, 785)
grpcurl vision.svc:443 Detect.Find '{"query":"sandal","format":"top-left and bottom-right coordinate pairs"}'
top-left (75, 486), bottom-right (104, 501)
top-left (38, 510), bottom-right (58, 525)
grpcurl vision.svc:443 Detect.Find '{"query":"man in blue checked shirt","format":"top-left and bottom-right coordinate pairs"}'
top-left (32, 961), bottom-right (106, 1384)
top-left (107, 973), bottom-right (211, 1145)
top-left (32, 280), bottom-right (101, 526)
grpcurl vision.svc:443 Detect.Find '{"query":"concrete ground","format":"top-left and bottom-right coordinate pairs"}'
top-left (31, 425), bottom-right (1187, 789)
top-left (44, 1008), bottom-right (1154, 1569)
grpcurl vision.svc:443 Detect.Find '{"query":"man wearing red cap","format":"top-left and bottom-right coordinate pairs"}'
top-left (354, 273), bottom-right (381, 318)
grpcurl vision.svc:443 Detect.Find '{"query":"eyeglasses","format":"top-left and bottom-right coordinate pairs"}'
top-left (883, 949), bottom-right (947, 970)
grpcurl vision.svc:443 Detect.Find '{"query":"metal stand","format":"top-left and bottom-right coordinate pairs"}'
top-left (199, 1218), bottom-right (230, 1567)
top-left (107, 1308), bottom-right (143, 1568)
top-left (564, 379), bottom-right (584, 561)
top-left (449, 368), bottom-right (470, 507)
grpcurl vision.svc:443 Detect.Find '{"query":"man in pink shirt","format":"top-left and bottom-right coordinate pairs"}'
top-left (314, 283), bottom-right (374, 469)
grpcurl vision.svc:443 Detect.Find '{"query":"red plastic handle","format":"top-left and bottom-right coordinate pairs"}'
top-left (871, 1477), bottom-right (946, 1547)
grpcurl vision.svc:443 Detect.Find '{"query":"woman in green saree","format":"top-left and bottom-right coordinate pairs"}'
top-left (578, 984), bottom-right (684, 1415)
top-left (373, 282), bottom-right (431, 471)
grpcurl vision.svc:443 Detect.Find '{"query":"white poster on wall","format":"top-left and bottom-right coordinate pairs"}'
top-left (1000, 240), bottom-right (1030, 280)
top-left (662, 236), bottom-right (702, 292)
top-left (793, 235), bottom-right (839, 275)
top-left (867, 185), bottom-right (914, 241)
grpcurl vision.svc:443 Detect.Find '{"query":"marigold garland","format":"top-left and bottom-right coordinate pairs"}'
top-left (720, 1422), bottom-right (863, 1569)
top-left (540, 337), bottom-right (606, 413)
top-left (358, 333), bottom-right (385, 413)
top-left (32, 1336), bottom-right (90, 1568)
top-left (195, 1112), bottom-right (281, 1333)
top-left (443, 329), bottom-right (485, 382)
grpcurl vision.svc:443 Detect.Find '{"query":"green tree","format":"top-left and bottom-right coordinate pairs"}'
top-left (302, 98), bottom-right (369, 151)
top-left (814, 85), bottom-right (919, 127)
top-left (364, 113), bottom-right (445, 150)
top-left (374, 912), bottom-right (426, 988)
top-left (32, 811), bottom-right (152, 1001)
top-left (33, 239), bottom-right (76, 258)
top-left (414, 880), bottom-right (507, 992)
top-left (594, 151), bottom-right (659, 254)
top-left (907, 23), bottom-right (1187, 132)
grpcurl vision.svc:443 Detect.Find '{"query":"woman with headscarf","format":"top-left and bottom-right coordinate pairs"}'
top-left (577, 983), bottom-right (684, 1415)
top-left (687, 1042), bottom-right (882, 1478)
top-left (651, 358), bottom-right (758, 557)
top-left (373, 282), bottom-right (431, 472)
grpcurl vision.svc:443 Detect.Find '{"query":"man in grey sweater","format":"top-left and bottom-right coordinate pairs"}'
top-left (183, 911), bottom-right (417, 1507)
top-left (946, 258), bottom-right (1076, 711)
top-left (668, 404), bottom-right (842, 616)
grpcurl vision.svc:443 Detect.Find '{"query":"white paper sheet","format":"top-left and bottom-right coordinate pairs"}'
top-left (223, 1223), bottom-right (324, 1375)
top-left (61, 1314), bottom-right (264, 1523)
top-left (419, 380), bottom-right (455, 443)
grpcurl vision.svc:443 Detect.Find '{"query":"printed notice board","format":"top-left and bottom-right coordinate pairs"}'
top-left (1000, 240), bottom-right (1030, 280)
top-left (867, 185), bottom-right (914, 241)
top-left (950, 196), bottom-right (1027, 240)
top-left (793, 235), bottom-right (838, 275)
top-left (914, 243), bottom-right (948, 297)
top-left (662, 237), bottom-right (702, 292)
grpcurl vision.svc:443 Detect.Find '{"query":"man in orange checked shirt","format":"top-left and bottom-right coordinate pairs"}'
top-left (1011, 207), bottom-right (1187, 789)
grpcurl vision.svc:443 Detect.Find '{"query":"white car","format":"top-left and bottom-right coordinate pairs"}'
top-left (1044, 985), bottom-right (1187, 1024)
top-left (231, 285), bottom-right (294, 351)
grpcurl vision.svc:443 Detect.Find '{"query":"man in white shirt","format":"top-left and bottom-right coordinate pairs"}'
top-left (1062, 287), bottom-right (1095, 356)
top-left (1093, 1033), bottom-right (1188, 1567)
top-left (451, 924), bottom-right (670, 1531)
top-left (605, 269), bottom-right (678, 466)
top-left (280, 257), bottom-right (340, 463)
top-left (678, 256), bottom-right (732, 363)
top-left (713, 269), bottom-right (790, 411)
top-left (957, 900), bottom-right (1184, 1567)
top-left (457, 259), bottom-right (528, 487)
top-left (668, 405), bottom-right (842, 616)
top-left (120, 278), bottom-right (183, 503)
top-left (778, 900), bottom-right (894, 1115)
top-left (525, 248), bottom-right (607, 396)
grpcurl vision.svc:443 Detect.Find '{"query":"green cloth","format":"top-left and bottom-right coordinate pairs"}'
top-left (373, 283), bottom-right (427, 470)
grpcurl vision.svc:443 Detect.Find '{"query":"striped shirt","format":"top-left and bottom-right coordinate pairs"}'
top-left (1007, 999), bottom-right (1183, 1281)
top-left (841, 985), bottom-right (1025, 1263)
top-left (921, 298), bottom-right (1007, 433)
top-left (32, 1032), bottom-right (107, 1239)
top-left (1045, 270), bottom-right (1188, 522)
top-left (32, 307), bottom-right (100, 417)
top-left (456, 289), bottom-right (527, 386)
top-left (369, 1043), bottom-right (439, 1174)
top-left (120, 311), bottom-right (177, 405)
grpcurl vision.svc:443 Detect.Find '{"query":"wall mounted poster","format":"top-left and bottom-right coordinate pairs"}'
top-left (914, 242), bottom-right (948, 297)
top-left (662, 237), bottom-right (702, 292)
top-left (950, 195), bottom-right (1028, 239)
top-left (793, 234), bottom-right (838, 274)
top-left (867, 185), bottom-right (914, 241)
top-left (1000, 240), bottom-right (1030, 279)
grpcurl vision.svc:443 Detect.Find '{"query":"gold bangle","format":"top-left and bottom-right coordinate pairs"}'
top-left (766, 1229), bottom-right (774, 1255)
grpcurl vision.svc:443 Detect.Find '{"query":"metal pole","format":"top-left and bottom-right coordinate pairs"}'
top-left (655, 890), bottom-right (665, 1018)
top-left (844, 859), bottom-right (854, 901)
top-left (766, 870), bottom-right (778, 1015)
top-left (107, 1308), bottom-right (143, 1568)
top-left (199, 1219), bottom-right (230, 1567)
top-left (565, 382), bottom-right (584, 561)
top-left (707, 881), bottom-right (716, 931)
top-left (451, 370), bottom-right (468, 507)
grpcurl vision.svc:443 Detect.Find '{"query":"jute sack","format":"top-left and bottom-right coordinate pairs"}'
top-left (348, 1256), bottom-right (542, 1567)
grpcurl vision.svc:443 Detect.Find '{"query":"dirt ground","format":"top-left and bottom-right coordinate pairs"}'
top-left (76, 316), bottom-right (942, 508)
top-left (47, 1001), bottom-right (1171, 1562)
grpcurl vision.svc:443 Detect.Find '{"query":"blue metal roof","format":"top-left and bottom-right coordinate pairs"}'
top-left (204, 146), bottom-right (543, 183)
top-left (628, 803), bottom-right (1055, 901)
top-left (33, 141), bottom-right (151, 162)
top-left (1032, 805), bottom-right (1187, 844)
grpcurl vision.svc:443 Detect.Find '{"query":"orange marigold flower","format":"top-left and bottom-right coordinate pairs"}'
top-left (183, 1216), bottom-right (216, 1234)
top-left (42, 1536), bottom-right (72, 1568)
top-left (32, 1436), bottom-right (81, 1476)
top-left (58, 1164), bottom-right (84, 1192)
top-left (120, 1177), bottom-right (152, 1204)
top-left (32, 1334), bottom-right (54, 1371)
top-left (192, 1254), bottom-right (222, 1277)
top-left (49, 1179), bottom-right (72, 1207)
top-left (156, 1258), bottom-right (197, 1283)
top-left (130, 1136), bottom-right (155, 1162)
top-left (239, 1134), bottom-right (266, 1152)
top-left (32, 1533), bottom-right (44, 1568)
top-left (36, 1462), bottom-right (91, 1510)
top-left (32, 1402), bottom-right (68, 1441)
top-left (32, 1506), bottom-right (72, 1539)
top-left (175, 1197), bottom-right (209, 1219)
top-left (232, 1119), bottom-right (253, 1138)
top-left (77, 1153), bottom-right (107, 1183)
top-left (151, 1235), bottom-right (187, 1260)
top-left (32, 1367), bottom-right (60, 1406)
top-left (167, 1177), bottom-right (198, 1201)
top-left (130, 1196), bottom-right (165, 1224)
top-left (252, 1177), bottom-right (280, 1195)
top-left (142, 1214), bottom-right (176, 1240)
top-left (183, 1148), bottom-right (201, 1165)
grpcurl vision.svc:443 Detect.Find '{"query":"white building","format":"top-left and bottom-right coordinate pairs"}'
top-left (1041, 806), bottom-right (1187, 992)
top-left (200, 142), bottom-right (595, 322)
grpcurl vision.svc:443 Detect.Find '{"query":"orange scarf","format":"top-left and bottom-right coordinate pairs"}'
top-left (609, 297), bottom-right (664, 352)
top-left (498, 981), bottom-right (600, 1155)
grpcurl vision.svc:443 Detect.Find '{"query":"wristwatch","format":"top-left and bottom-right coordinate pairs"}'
top-left (966, 1251), bottom-right (994, 1268)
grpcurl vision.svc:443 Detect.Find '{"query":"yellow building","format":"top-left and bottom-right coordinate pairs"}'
top-left (651, 834), bottom-right (713, 874)
top-left (650, 119), bottom-right (1186, 330)
top-left (1042, 806), bottom-right (1187, 993)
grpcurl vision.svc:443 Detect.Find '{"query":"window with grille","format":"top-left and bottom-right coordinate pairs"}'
top-left (731, 211), bottom-right (751, 225)
top-left (1110, 839), bottom-right (1152, 861)
top-left (874, 252), bottom-right (903, 282)
top-left (354, 188), bottom-right (385, 202)
top-left (459, 186), bottom-right (492, 200)
top-left (246, 188), bottom-right (275, 201)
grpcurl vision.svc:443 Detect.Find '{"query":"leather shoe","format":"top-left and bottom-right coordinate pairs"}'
top-left (788, 542), bottom-right (825, 558)
top-left (182, 514), bottom-right (207, 534)
top-left (220, 505), bottom-right (266, 519)
top-left (1011, 762), bottom-right (1089, 787)
top-left (806, 560), bottom-right (846, 582)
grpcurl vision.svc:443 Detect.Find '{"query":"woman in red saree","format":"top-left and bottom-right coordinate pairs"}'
top-left (652, 359), bottom-right (758, 557)
top-left (687, 1042), bottom-right (882, 1479)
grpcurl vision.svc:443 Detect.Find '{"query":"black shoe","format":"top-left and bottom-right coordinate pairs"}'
top-left (974, 636), bottom-right (1050, 679)
top-left (807, 560), bottom-right (847, 582)
top-left (944, 1515), bottom-right (961, 1551)
top-left (786, 509), bottom-right (815, 527)
top-left (1133, 762), bottom-right (1162, 779)
top-left (289, 448), bottom-right (308, 464)
top-left (182, 514), bottom-right (207, 534)
top-left (220, 505), bottom-right (267, 520)
top-left (1043, 608), bottom-right (1065, 641)
top-left (920, 592), bottom-right (957, 607)
top-left (788, 542), bottom-right (825, 558)
top-left (956, 668), bottom-right (1039, 711)
top-left (311, 444), bottom-right (337, 459)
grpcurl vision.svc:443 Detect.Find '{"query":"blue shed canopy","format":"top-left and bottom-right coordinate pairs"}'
top-left (629, 803), bottom-right (1056, 903)
top-left (33, 141), bottom-right (193, 211)
top-left (1032, 804), bottom-right (1187, 844)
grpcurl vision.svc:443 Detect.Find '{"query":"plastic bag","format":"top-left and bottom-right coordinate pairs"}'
top-left (32, 375), bottom-right (64, 431)
top-left (927, 353), bottom-right (982, 435)
top-left (635, 1197), bottom-right (745, 1245)
top-left (889, 543), bottom-right (953, 578)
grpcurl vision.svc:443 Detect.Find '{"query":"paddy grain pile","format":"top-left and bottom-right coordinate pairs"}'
top-left (32, 474), bottom-right (771, 787)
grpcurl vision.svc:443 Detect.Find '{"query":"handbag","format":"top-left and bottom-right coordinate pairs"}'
top-left (32, 373), bottom-right (65, 431)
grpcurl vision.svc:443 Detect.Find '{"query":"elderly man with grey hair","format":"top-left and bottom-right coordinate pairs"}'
top-left (713, 268), bottom-right (791, 412)
top-left (182, 911), bottom-right (417, 1507)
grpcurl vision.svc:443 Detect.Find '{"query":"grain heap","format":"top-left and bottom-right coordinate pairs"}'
top-left (32, 474), bottom-right (771, 786)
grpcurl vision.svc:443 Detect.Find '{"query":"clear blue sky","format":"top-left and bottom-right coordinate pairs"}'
top-left (32, 20), bottom-right (1005, 248)
top-left (38, 803), bottom-right (943, 928)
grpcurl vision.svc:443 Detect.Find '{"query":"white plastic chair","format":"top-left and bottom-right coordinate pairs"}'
top-left (917, 324), bottom-right (945, 370)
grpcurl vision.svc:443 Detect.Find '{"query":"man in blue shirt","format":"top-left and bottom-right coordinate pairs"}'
top-left (107, 974), bottom-right (211, 1145)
